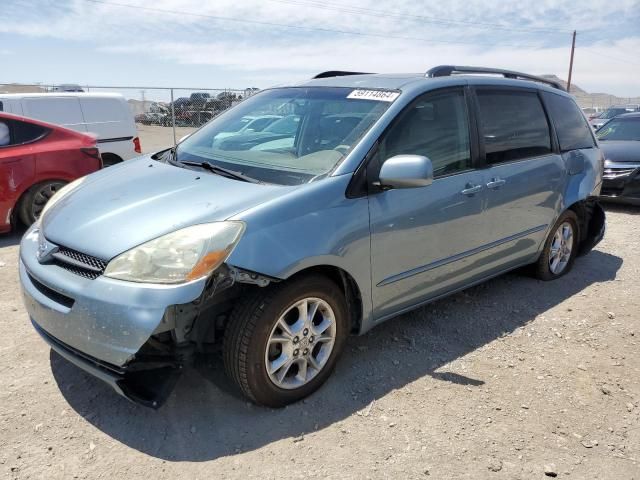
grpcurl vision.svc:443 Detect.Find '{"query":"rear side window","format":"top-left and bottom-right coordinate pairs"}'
top-left (542, 92), bottom-right (595, 151)
top-left (0, 119), bottom-right (49, 146)
top-left (12, 120), bottom-right (49, 144)
top-left (0, 101), bottom-right (3, 112)
top-left (476, 90), bottom-right (552, 164)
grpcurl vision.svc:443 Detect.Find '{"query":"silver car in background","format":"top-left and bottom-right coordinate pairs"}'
top-left (19, 66), bottom-right (605, 408)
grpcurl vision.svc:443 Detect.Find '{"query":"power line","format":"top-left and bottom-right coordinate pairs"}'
top-left (587, 49), bottom-right (640, 66)
top-left (78, 0), bottom-right (553, 49)
top-left (265, 0), bottom-right (573, 35)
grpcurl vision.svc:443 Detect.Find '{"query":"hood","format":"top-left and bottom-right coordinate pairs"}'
top-left (42, 156), bottom-right (292, 259)
top-left (600, 141), bottom-right (640, 164)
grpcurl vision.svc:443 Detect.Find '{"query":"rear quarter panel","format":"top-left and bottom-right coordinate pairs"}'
top-left (0, 146), bottom-right (35, 231)
top-left (561, 147), bottom-right (603, 209)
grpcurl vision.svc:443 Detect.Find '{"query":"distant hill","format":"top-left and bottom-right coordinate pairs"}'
top-left (0, 84), bottom-right (47, 94)
top-left (539, 75), bottom-right (587, 94)
top-left (539, 75), bottom-right (639, 110)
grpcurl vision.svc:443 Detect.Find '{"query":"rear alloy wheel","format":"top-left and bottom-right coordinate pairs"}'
top-left (224, 275), bottom-right (349, 407)
top-left (18, 181), bottom-right (67, 226)
top-left (534, 210), bottom-right (579, 280)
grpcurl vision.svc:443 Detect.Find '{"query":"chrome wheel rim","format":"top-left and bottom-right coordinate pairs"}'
top-left (549, 221), bottom-right (574, 275)
top-left (265, 297), bottom-right (336, 390)
top-left (31, 182), bottom-right (65, 220)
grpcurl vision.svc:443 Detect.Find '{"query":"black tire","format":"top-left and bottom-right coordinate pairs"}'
top-left (223, 274), bottom-right (349, 407)
top-left (101, 153), bottom-right (123, 168)
top-left (534, 210), bottom-right (579, 281)
top-left (18, 180), bottom-right (67, 226)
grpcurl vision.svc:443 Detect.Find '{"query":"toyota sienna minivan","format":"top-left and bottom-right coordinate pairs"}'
top-left (19, 66), bottom-right (605, 408)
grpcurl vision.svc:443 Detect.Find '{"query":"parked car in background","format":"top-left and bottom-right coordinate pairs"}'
top-left (216, 114), bottom-right (300, 151)
top-left (0, 113), bottom-right (101, 233)
top-left (20, 66), bottom-right (605, 409)
top-left (596, 112), bottom-right (640, 204)
top-left (51, 84), bottom-right (84, 93)
top-left (590, 105), bottom-right (640, 130)
top-left (0, 93), bottom-right (140, 166)
top-left (582, 107), bottom-right (601, 120)
top-left (211, 114), bottom-right (282, 145)
top-left (135, 112), bottom-right (170, 126)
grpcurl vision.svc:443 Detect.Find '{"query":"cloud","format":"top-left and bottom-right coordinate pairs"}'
top-left (1, 0), bottom-right (639, 95)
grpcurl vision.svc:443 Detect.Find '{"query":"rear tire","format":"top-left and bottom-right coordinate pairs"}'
top-left (18, 181), bottom-right (67, 226)
top-left (223, 274), bottom-right (349, 407)
top-left (101, 153), bottom-right (123, 167)
top-left (534, 210), bottom-right (579, 281)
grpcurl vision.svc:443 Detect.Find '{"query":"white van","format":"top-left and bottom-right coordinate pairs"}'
top-left (0, 93), bottom-right (140, 166)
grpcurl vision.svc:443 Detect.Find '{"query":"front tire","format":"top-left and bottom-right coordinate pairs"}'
top-left (223, 274), bottom-right (349, 407)
top-left (534, 210), bottom-right (579, 281)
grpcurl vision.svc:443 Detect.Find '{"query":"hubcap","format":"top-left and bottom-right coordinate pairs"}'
top-left (548, 221), bottom-right (574, 275)
top-left (31, 182), bottom-right (65, 220)
top-left (265, 297), bottom-right (336, 390)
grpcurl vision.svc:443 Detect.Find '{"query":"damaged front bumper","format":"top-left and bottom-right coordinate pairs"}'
top-left (19, 226), bottom-right (209, 408)
top-left (32, 319), bottom-right (181, 408)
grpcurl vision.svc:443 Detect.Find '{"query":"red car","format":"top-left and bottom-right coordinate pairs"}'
top-left (0, 112), bottom-right (102, 233)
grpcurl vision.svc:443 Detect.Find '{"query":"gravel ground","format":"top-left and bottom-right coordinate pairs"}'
top-left (136, 124), bottom-right (196, 154)
top-left (0, 205), bottom-right (638, 479)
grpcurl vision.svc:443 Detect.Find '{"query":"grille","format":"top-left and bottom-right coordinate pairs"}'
top-left (603, 167), bottom-right (637, 180)
top-left (28, 272), bottom-right (75, 308)
top-left (52, 247), bottom-right (108, 280)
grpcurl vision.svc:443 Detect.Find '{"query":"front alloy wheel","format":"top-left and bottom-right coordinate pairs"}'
top-left (265, 297), bottom-right (337, 389)
top-left (224, 275), bottom-right (348, 407)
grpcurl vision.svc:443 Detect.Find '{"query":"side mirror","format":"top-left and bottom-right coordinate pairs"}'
top-left (378, 155), bottom-right (433, 189)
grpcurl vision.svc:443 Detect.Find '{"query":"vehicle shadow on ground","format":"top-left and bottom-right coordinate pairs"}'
top-left (51, 249), bottom-right (622, 461)
top-left (0, 227), bottom-right (25, 248)
top-left (602, 203), bottom-right (640, 215)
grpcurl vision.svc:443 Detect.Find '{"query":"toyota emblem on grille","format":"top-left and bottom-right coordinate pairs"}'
top-left (37, 230), bottom-right (57, 262)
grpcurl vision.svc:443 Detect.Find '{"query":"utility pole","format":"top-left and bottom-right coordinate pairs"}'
top-left (567, 30), bottom-right (576, 93)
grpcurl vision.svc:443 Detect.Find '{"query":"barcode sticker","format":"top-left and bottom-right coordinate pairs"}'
top-left (347, 89), bottom-right (400, 102)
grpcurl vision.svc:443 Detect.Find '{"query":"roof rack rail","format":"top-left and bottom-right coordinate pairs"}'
top-left (425, 65), bottom-right (565, 91)
top-left (313, 71), bottom-right (373, 79)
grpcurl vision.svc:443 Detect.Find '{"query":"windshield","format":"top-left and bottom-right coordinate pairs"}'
top-left (176, 87), bottom-right (396, 185)
top-left (596, 118), bottom-right (640, 141)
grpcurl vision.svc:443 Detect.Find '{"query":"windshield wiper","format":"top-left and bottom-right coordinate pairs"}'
top-left (180, 160), bottom-right (262, 184)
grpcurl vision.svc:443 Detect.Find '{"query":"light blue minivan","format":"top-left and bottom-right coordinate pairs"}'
top-left (19, 66), bottom-right (605, 407)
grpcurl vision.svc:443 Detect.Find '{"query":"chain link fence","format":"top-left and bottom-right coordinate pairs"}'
top-left (0, 83), bottom-right (259, 153)
top-left (2, 82), bottom-right (639, 150)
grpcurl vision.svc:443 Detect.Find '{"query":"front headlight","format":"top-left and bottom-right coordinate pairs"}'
top-left (40, 177), bottom-right (86, 219)
top-left (104, 222), bottom-right (245, 284)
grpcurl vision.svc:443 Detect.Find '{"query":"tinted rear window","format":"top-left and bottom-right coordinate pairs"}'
top-left (542, 92), bottom-right (595, 151)
top-left (13, 120), bottom-right (49, 144)
top-left (476, 90), bottom-right (552, 164)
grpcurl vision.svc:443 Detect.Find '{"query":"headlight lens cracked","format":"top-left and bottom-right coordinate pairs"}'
top-left (104, 222), bottom-right (245, 284)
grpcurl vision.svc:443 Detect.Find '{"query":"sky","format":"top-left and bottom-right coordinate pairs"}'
top-left (1, 0), bottom-right (639, 98)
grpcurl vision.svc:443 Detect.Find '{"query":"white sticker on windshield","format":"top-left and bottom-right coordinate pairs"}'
top-left (347, 89), bottom-right (400, 102)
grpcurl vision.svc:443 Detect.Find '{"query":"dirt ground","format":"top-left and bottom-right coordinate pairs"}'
top-left (136, 124), bottom-right (197, 154)
top-left (0, 205), bottom-right (638, 479)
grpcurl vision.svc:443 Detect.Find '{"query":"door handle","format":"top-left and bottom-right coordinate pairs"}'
top-left (486, 178), bottom-right (506, 189)
top-left (461, 184), bottom-right (483, 196)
